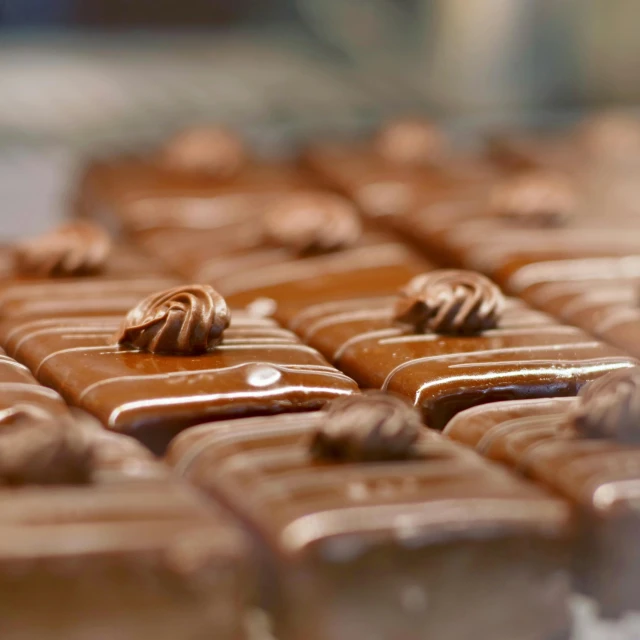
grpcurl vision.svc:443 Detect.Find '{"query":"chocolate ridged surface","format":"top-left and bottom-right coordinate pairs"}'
top-left (285, 293), bottom-right (636, 429)
top-left (15, 222), bottom-right (111, 278)
top-left (115, 284), bottom-right (231, 355)
top-left (169, 412), bottom-right (571, 640)
top-left (444, 396), bottom-right (640, 616)
top-left (394, 270), bottom-right (504, 335)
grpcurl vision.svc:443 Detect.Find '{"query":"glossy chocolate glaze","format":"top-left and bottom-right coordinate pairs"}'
top-left (284, 294), bottom-right (637, 429)
top-left (169, 411), bottom-right (572, 640)
top-left (1, 305), bottom-right (357, 454)
top-left (444, 397), bottom-right (640, 616)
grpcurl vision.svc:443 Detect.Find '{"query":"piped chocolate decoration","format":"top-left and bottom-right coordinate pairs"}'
top-left (394, 270), bottom-right (504, 335)
top-left (14, 221), bottom-right (111, 277)
top-left (310, 393), bottom-right (422, 462)
top-left (263, 192), bottom-right (362, 254)
top-left (490, 172), bottom-right (576, 227)
top-left (160, 126), bottom-right (246, 178)
top-left (375, 118), bottom-right (448, 166)
top-left (0, 413), bottom-right (94, 486)
top-left (573, 367), bottom-right (640, 443)
top-left (115, 284), bottom-right (231, 355)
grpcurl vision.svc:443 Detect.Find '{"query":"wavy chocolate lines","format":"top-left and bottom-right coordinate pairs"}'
top-left (302, 308), bottom-right (394, 342)
top-left (593, 307), bottom-right (640, 334)
top-left (289, 296), bottom-right (396, 332)
top-left (213, 244), bottom-right (413, 296)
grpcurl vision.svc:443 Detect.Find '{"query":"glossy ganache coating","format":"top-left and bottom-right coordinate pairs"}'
top-left (14, 221), bottom-right (111, 278)
top-left (489, 171), bottom-right (576, 227)
top-left (263, 191), bottom-right (362, 254)
top-left (115, 284), bottom-right (231, 355)
top-left (573, 366), bottom-right (640, 443)
top-left (0, 413), bottom-right (94, 486)
top-left (159, 126), bottom-right (247, 178)
top-left (374, 118), bottom-right (448, 166)
top-left (394, 269), bottom-right (505, 334)
top-left (310, 392), bottom-right (422, 462)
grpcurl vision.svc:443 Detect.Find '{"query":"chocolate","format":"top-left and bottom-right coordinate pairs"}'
top-left (14, 221), bottom-right (111, 278)
top-left (374, 118), bottom-right (449, 166)
top-left (159, 126), bottom-right (247, 179)
top-left (393, 270), bottom-right (504, 334)
top-left (489, 171), bottom-right (576, 227)
top-left (573, 366), bottom-right (640, 442)
top-left (443, 388), bottom-right (640, 617)
top-left (262, 192), bottom-right (362, 254)
top-left (281, 279), bottom-right (637, 429)
top-left (310, 393), bottom-right (421, 462)
top-left (0, 414), bottom-right (94, 486)
top-left (115, 284), bottom-right (231, 355)
top-left (0, 289), bottom-right (357, 454)
top-left (168, 410), bottom-right (572, 640)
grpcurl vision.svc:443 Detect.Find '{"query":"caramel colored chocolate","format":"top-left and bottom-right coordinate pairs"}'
top-left (168, 411), bottom-right (572, 640)
top-left (444, 393), bottom-right (640, 617)
top-left (283, 290), bottom-right (636, 429)
top-left (1, 303), bottom-right (357, 453)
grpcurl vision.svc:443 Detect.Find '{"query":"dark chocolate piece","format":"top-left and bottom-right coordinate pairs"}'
top-left (168, 410), bottom-right (572, 640)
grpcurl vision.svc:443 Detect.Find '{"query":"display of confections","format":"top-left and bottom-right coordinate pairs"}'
top-left (168, 394), bottom-right (573, 640)
top-left (0, 410), bottom-right (251, 640)
top-left (444, 368), bottom-right (640, 618)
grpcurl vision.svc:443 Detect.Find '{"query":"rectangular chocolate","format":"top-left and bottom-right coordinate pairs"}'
top-left (168, 411), bottom-right (572, 640)
top-left (0, 303), bottom-right (357, 453)
top-left (281, 290), bottom-right (636, 429)
top-left (444, 395), bottom-right (640, 617)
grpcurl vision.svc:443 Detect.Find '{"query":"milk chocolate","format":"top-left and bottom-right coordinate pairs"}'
top-left (0, 283), bottom-right (358, 453)
top-left (168, 407), bottom-right (572, 640)
top-left (280, 270), bottom-right (637, 429)
top-left (444, 373), bottom-right (640, 617)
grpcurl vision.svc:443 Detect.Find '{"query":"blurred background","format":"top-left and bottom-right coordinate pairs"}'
top-left (1, 0), bottom-right (640, 235)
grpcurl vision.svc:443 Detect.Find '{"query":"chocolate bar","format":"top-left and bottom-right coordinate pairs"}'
top-left (444, 367), bottom-right (640, 617)
top-left (0, 283), bottom-right (358, 453)
top-left (130, 190), bottom-right (429, 312)
top-left (76, 126), bottom-right (314, 233)
top-left (168, 393), bottom-right (573, 640)
top-left (280, 269), bottom-right (637, 428)
top-left (0, 412), bottom-right (250, 639)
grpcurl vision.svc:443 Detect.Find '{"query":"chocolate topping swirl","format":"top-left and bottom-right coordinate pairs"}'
top-left (490, 172), bottom-right (576, 227)
top-left (0, 413), bottom-right (94, 486)
top-left (263, 192), bottom-right (362, 254)
top-left (311, 393), bottom-right (422, 462)
top-left (160, 126), bottom-right (246, 179)
top-left (14, 221), bottom-right (111, 277)
top-left (375, 118), bottom-right (448, 166)
top-left (115, 284), bottom-right (230, 355)
top-left (573, 367), bottom-right (640, 443)
top-left (394, 270), bottom-right (504, 335)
